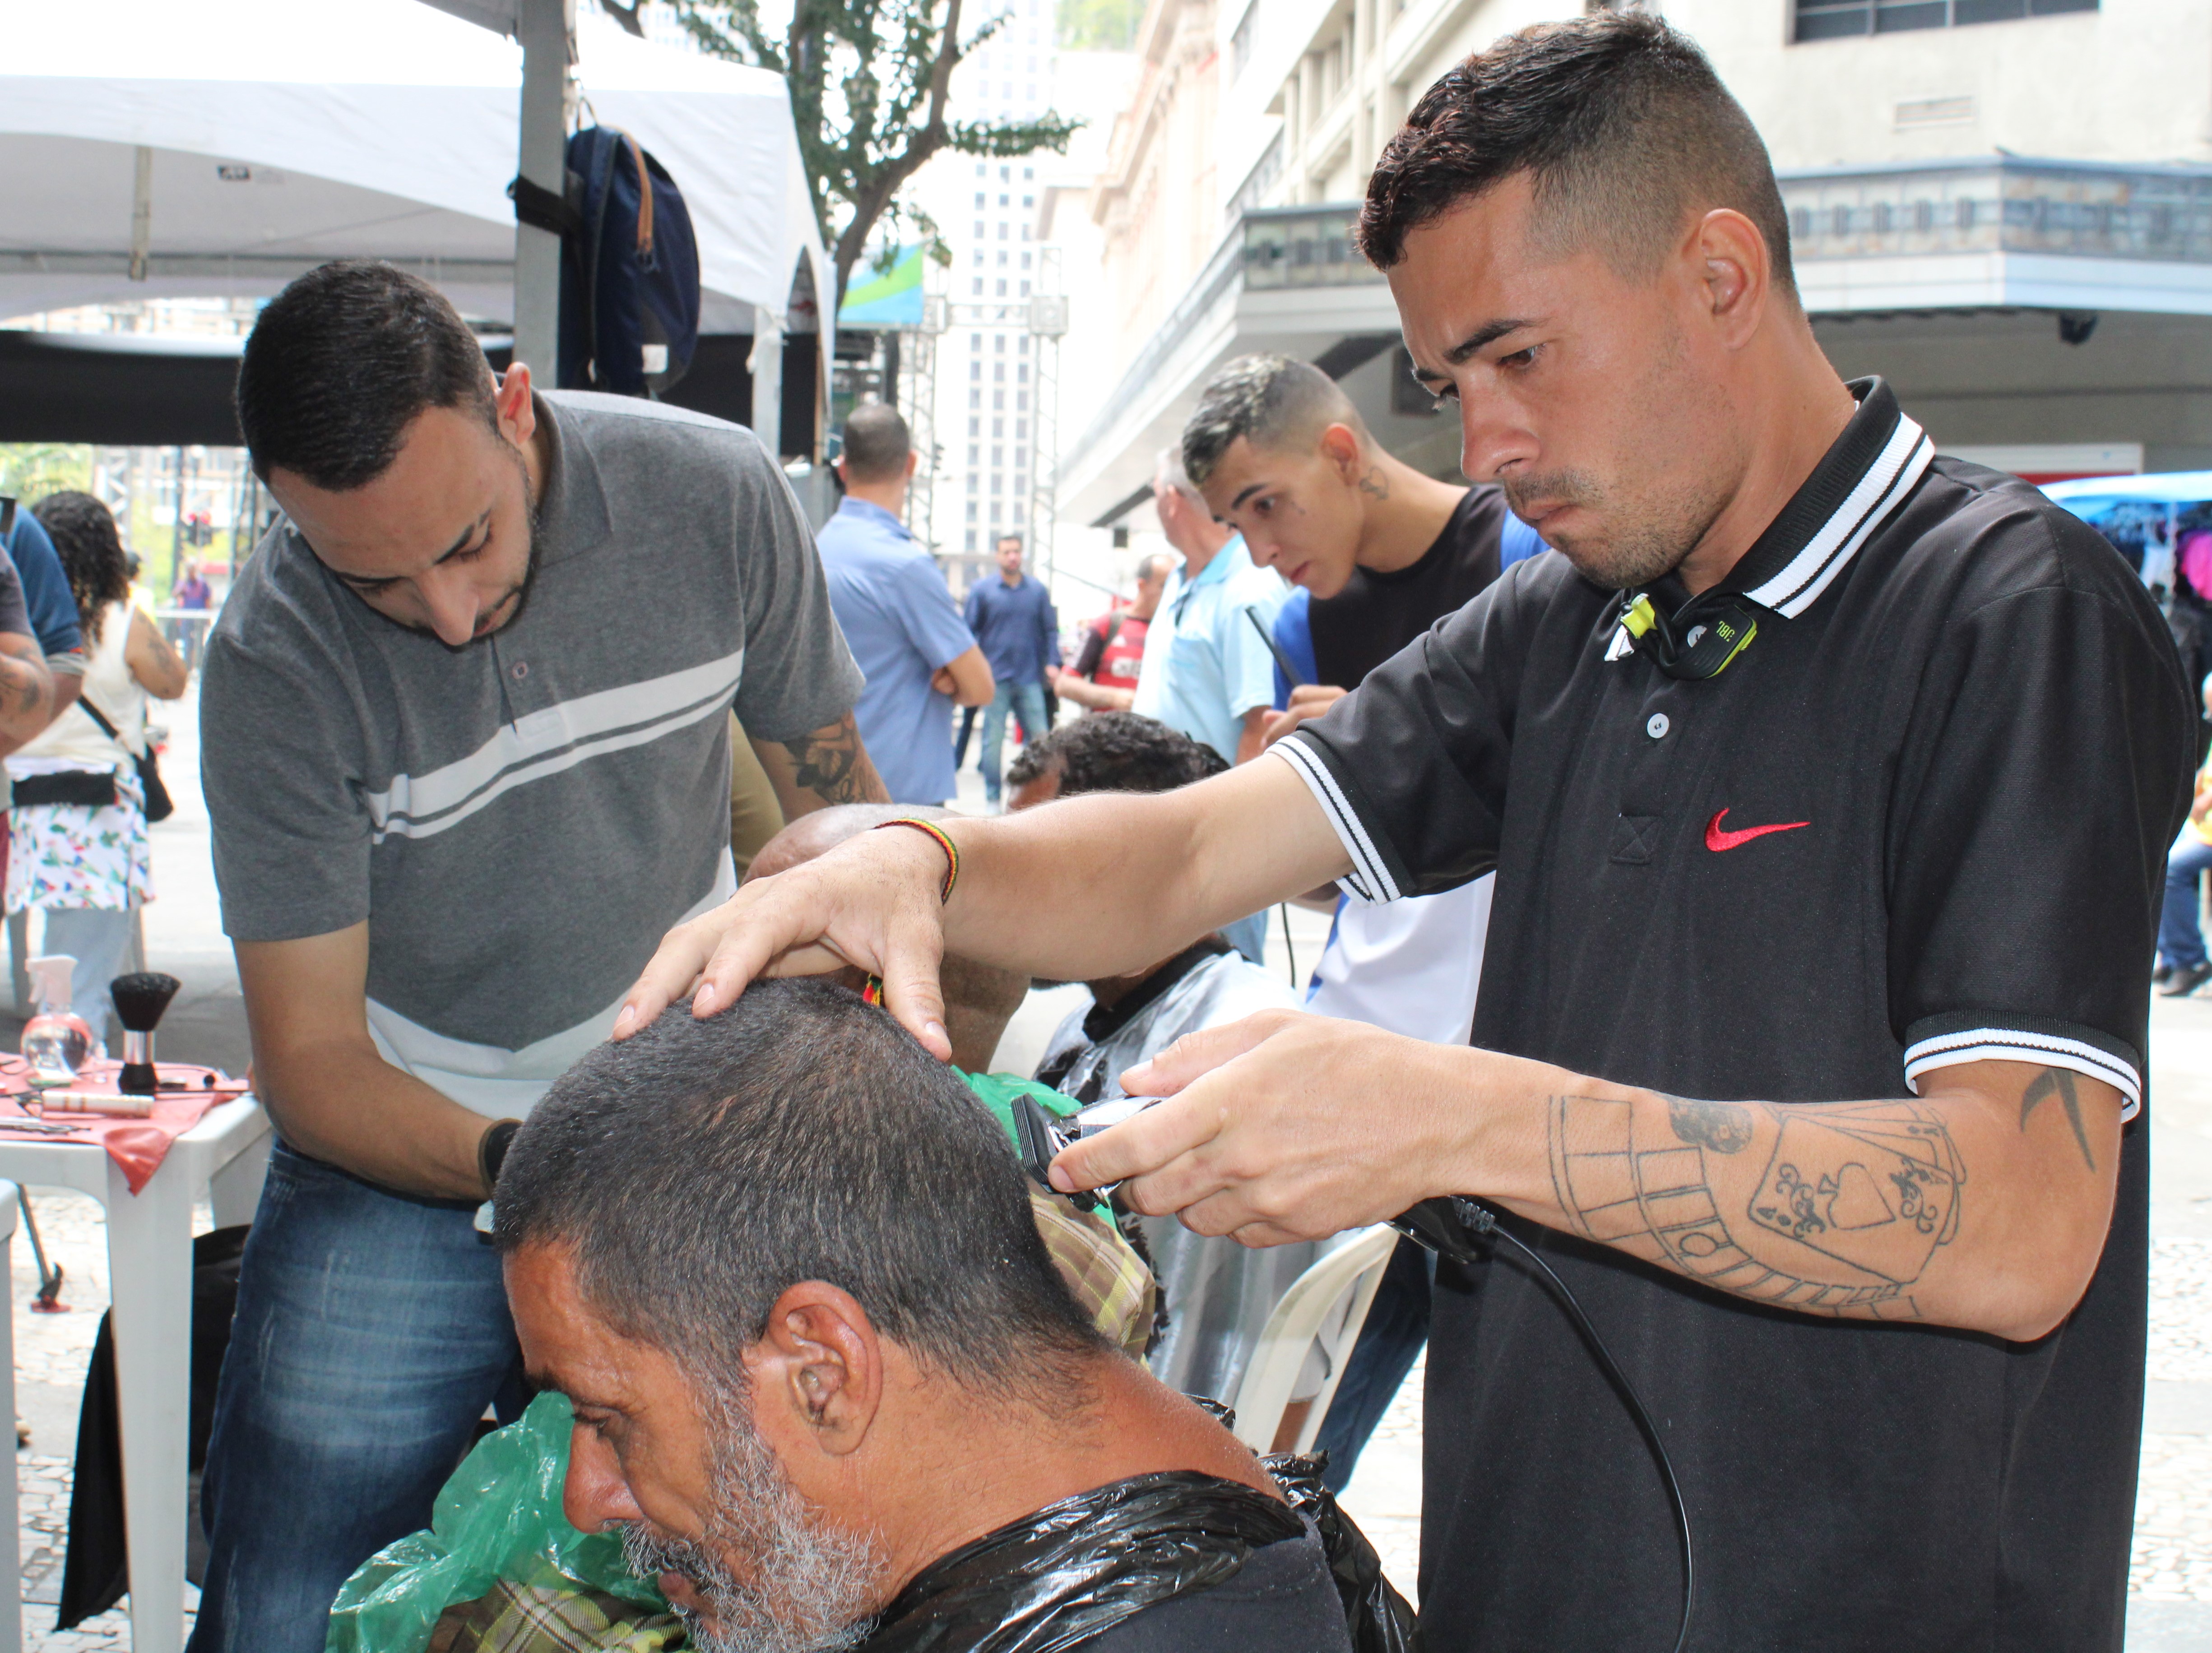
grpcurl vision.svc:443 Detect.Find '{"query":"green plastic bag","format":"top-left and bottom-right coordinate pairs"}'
top-left (325, 1391), bottom-right (665, 1653)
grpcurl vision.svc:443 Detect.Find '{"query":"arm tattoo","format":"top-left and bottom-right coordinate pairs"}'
top-left (2021, 1067), bottom-right (2096, 1171)
top-left (777, 715), bottom-right (886, 807)
top-left (1548, 1093), bottom-right (1965, 1321)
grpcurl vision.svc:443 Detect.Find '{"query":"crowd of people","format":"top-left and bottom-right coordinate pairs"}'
top-left (38, 11), bottom-right (2185, 1653)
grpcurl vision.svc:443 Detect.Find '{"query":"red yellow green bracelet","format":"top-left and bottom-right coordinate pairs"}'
top-left (872, 816), bottom-right (960, 904)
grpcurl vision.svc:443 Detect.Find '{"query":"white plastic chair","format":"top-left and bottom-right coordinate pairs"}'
top-left (1229, 1224), bottom-right (1398, 1456)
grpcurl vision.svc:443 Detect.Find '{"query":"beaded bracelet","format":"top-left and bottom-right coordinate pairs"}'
top-left (872, 816), bottom-right (961, 903)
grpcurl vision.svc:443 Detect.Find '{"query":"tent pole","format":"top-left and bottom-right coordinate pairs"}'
top-left (512, 0), bottom-right (573, 382)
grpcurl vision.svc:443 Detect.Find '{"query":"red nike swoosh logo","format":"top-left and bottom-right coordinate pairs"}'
top-left (1705, 809), bottom-right (1810, 852)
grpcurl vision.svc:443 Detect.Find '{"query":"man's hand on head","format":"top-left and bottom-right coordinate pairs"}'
top-left (616, 824), bottom-right (957, 1060)
top-left (1261, 684), bottom-right (1347, 751)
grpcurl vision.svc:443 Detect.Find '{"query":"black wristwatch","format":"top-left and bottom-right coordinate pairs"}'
top-left (478, 1118), bottom-right (524, 1197)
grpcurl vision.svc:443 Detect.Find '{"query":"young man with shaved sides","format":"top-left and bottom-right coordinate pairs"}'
top-left (192, 261), bottom-right (884, 1653)
top-left (627, 16), bottom-right (2191, 1649)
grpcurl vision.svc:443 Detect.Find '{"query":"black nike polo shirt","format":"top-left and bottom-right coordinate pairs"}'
top-left (1275, 379), bottom-right (2194, 1651)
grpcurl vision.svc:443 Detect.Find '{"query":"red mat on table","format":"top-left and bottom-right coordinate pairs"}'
top-left (0, 1058), bottom-right (248, 1194)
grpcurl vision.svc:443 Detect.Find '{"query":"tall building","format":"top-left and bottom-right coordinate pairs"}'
top-left (913, 2), bottom-right (1061, 593)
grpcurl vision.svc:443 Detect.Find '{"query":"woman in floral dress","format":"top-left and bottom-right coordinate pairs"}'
top-left (8, 493), bottom-right (187, 1042)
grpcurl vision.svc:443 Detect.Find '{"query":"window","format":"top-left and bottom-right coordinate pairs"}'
top-left (1016, 419), bottom-right (1028, 439)
top-left (1000, 194), bottom-right (1010, 207)
top-left (1017, 391), bottom-right (1029, 412)
top-left (966, 530), bottom-right (978, 551)
top-left (1017, 334), bottom-right (1029, 353)
top-left (967, 472), bottom-right (978, 491)
top-left (971, 277), bottom-right (983, 296)
top-left (968, 388), bottom-right (981, 409)
top-left (968, 417), bottom-right (980, 437)
top-left (974, 192), bottom-right (985, 208)
top-left (1020, 281), bottom-right (1030, 296)
top-left (994, 362), bottom-right (1006, 381)
top-left (967, 444), bottom-right (979, 465)
top-left (993, 390), bottom-right (1005, 410)
top-left (970, 333), bottom-right (982, 351)
top-left (999, 223), bottom-right (1010, 240)
top-left (997, 250), bottom-right (1008, 267)
top-left (1018, 364), bottom-right (1029, 384)
top-left (992, 446), bottom-right (1003, 467)
top-left (975, 162), bottom-right (986, 176)
top-left (973, 248), bottom-right (983, 265)
top-left (973, 222), bottom-right (983, 238)
top-left (1001, 165), bottom-right (1011, 181)
top-left (1021, 252), bottom-right (1032, 270)
top-left (966, 500), bottom-right (978, 522)
top-left (1794, 0), bottom-right (2094, 39)
top-left (1023, 195), bottom-right (1034, 208)
top-left (969, 361), bottom-right (981, 381)
top-left (996, 278), bottom-right (1007, 295)
top-left (993, 417), bottom-right (1005, 437)
top-left (994, 333), bottom-right (1007, 351)
top-left (1020, 225), bottom-right (1031, 241)
top-left (1023, 167), bottom-right (1033, 180)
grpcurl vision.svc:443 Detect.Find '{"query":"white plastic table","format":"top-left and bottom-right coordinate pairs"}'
top-left (0, 1100), bottom-right (270, 1653)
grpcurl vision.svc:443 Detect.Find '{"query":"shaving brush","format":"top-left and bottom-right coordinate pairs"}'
top-left (110, 972), bottom-right (181, 1094)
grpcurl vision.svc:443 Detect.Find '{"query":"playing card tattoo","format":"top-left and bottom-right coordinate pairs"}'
top-left (1548, 1094), bottom-right (1966, 1321)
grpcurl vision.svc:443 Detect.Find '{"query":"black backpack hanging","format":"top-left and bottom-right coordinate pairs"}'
top-left (538, 125), bottom-right (702, 397)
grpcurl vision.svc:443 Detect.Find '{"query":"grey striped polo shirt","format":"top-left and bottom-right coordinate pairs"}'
top-left (202, 391), bottom-right (861, 1115)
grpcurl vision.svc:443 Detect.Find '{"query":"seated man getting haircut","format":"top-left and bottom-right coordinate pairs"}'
top-left (492, 980), bottom-right (1358, 1652)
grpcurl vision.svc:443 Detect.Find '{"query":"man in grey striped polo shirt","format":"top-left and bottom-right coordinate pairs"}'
top-left (190, 262), bottom-right (881, 1653)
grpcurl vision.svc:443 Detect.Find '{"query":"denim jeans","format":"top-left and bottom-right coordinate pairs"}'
top-left (1314, 1236), bottom-right (1433, 1493)
top-left (979, 679), bottom-right (1051, 803)
top-left (2161, 833), bottom-right (2212, 972)
top-left (187, 1143), bottom-right (524, 1653)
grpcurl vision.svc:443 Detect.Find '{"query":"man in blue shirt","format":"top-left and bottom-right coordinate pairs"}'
top-left (962, 533), bottom-right (1061, 808)
top-left (1128, 448), bottom-right (1285, 961)
top-left (1129, 451), bottom-right (1285, 771)
top-left (818, 405), bottom-right (993, 805)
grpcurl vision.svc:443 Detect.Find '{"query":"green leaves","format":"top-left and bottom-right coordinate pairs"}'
top-left (670, 0), bottom-right (1081, 300)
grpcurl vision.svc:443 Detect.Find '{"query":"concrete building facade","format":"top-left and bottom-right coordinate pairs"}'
top-left (1053, 0), bottom-right (2212, 527)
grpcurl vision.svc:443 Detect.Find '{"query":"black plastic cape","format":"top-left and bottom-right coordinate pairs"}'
top-left (857, 1456), bottom-right (1418, 1653)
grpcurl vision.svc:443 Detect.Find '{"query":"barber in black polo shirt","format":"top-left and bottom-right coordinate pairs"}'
top-left (622, 17), bottom-right (2193, 1651)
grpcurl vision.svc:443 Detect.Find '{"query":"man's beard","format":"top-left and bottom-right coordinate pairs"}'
top-left (619, 1389), bottom-right (888, 1653)
top-left (1500, 465), bottom-right (1728, 593)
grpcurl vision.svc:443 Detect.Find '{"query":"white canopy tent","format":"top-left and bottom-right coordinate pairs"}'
top-left (0, 0), bottom-right (828, 361)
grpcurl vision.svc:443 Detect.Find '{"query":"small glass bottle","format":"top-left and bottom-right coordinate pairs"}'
top-left (20, 955), bottom-right (96, 1085)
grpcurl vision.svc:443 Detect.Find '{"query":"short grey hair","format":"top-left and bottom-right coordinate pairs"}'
top-left (1182, 355), bottom-right (1363, 487)
top-left (1153, 445), bottom-right (1203, 505)
top-left (1136, 551), bottom-right (1175, 583)
top-left (492, 980), bottom-right (1105, 1397)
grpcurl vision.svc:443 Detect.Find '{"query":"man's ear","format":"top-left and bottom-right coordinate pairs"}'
top-left (1318, 423), bottom-right (1364, 484)
top-left (744, 1281), bottom-right (885, 1461)
top-left (904, 450), bottom-right (920, 481)
top-left (493, 363), bottom-right (538, 454)
top-left (1690, 207), bottom-right (1771, 352)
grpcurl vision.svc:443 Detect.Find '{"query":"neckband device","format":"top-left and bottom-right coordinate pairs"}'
top-left (1058, 1097), bottom-right (1696, 1653)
